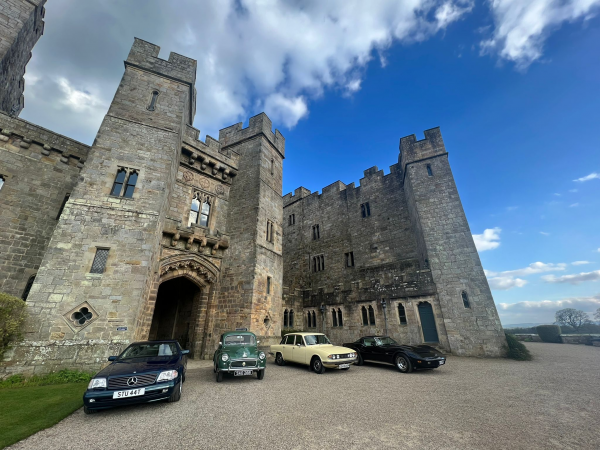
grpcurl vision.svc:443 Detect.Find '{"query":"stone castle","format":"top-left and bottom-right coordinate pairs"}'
top-left (0, 1), bottom-right (505, 375)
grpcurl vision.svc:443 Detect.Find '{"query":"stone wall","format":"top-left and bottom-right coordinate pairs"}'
top-left (0, 112), bottom-right (89, 298)
top-left (0, 0), bottom-right (46, 116)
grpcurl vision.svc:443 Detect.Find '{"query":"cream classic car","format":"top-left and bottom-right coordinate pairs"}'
top-left (270, 332), bottom-right (357, 374)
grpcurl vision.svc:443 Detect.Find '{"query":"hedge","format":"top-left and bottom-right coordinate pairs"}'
top-left (536, 324), bottom-right (562, 343)
top-left (0, 292), bottom-right (28, 359)
top-left (504, 333), bottom-right (533, 361)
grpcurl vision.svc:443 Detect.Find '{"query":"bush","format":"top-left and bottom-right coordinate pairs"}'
top-left (504, 333), bottom-right (533, 361)
top-left (0, 369), bottom-right (93, 389)
top-left (0, 292), bottom-right (28, 359)
top-left (536, 324), bottom-right (562, 343)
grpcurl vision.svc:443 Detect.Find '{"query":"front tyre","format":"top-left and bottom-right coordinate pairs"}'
top-left (83, 406), bottom-right (97, 415)
top-left (168, 381), bottom-right (182, 402)
top-left (312, 357), bottom-right (325, 374)
top-left (257, 369), bottom-right (265, 380)
top-left (216, 371), bottom-right (223, 382)
top-left (395, 354), bottom-right (413, 373)
top-left (355, 353), bottom-right (364, 366)
top-left (275, 353), bottom-right (285, 366)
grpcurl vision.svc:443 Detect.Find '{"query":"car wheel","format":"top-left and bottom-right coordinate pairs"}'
top-left (275, 352), bottom-right (285, 366)
top-left (83, 406), bottom-right (97, 415)
top-left (168, 381), bottom-right (182, 402)
top-left (257, 369), bottom-right (265, 380)
top-left (355, 353), bottom-right (364, 366)
top-left (216, 370), bottom-right (223, 383)
top-left (395, 354), bottom-right (413, 373)
top-left (182, 373), bottom-right (186, 383)
top-left (311, 357), bottom-right (325, 374)
top-left (213, 361), bottom-right (218, 373)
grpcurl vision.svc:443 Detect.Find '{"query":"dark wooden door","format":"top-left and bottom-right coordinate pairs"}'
top-left (418, 302), bottom-right (439, 343)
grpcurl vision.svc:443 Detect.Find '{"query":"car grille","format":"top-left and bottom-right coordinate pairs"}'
top-left (340, 354), bottom-right (354, 359)
top-left (108, 373), bottom-right (157, 390)
top-left (231, 360), bottom-right (257, 368)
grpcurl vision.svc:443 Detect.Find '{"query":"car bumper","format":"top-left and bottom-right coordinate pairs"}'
top-left (83, 380), bottom-right (178, 410)
top-left (413, 357), bottom-right (446, 369)
top-left (323, 358), bottom-right (357, 369)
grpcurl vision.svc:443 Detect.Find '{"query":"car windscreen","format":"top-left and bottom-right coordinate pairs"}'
top-left (224, 334), bottom-right (256, 345)
top-left (374, 337), bottom-right (398, 346)
top-left (304, 335), bottom-right (331, 345)
top-left (119, 343), bottom-right (178, 359)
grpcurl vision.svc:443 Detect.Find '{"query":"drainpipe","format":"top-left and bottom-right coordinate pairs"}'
top-left (382, 299), bottom-right (388, 336)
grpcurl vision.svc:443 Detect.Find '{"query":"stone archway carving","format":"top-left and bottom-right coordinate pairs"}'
top-left (158, 253), bottom-right (219, 287)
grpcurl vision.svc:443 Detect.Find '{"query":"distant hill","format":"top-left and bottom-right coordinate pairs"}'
top-left (503, 322), bottom-right (550, 329)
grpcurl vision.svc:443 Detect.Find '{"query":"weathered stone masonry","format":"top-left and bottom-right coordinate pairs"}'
top-left (0, 7), bottom-right (504, 375)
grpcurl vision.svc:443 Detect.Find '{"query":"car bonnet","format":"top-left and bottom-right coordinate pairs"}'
top-left (96, 355), bottom-right (179, 377)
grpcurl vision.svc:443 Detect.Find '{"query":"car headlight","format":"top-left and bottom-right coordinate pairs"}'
top-left (88, 378), bottom-right (107, 389)
top-left (157, 370), bottom-right (178, 382)
top-left (221, 353), bottom-right (229, 362)
top-left (259, 352), bottom-right (266, 360)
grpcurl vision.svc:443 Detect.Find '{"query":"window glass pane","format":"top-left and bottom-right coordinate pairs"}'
top-left (127, 172), bottom-right (138, 186)
top-left (189, 211), bottom-right (198, 226)
top-left (110, 182), bottom-right (123, 196)
top-left (199, 213), bottom-right (209, 227)
top-left (115, 170), bottom-right (126, 183)
top-left (201, 201), bottom-right (210, 215)
top-left (123, 184), bottom-right (135, 198)
top-left (191, 198), bottom-right (200, 212)
top-left (0, 177), bottom-right (4, 191)
top-left (289, 311), bottom-right (294, 327)
top-left (90, 248), bottom-right (109, 274)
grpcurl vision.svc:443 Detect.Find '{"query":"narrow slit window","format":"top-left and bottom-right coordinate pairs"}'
top-left (110, 169), bottom-right (127, 196)
top-left (332, 309), bottom-right (337, 327)
top-left (123, 171), bottom-right (138, 198)
top-left (312, 224), bottom-right (320, 240)
top-left (362, 306), bottom-right (368, 326)
top-left (312, 311), bottom-right (316, 327)
top-left (56, 194), bottom-right (70, 220)
top-left (289, 310), bottom-right (294, 327)
top-left (267, 276), bottom-right (272, 294)
top-left (427, 164), bottom-right (433, 177)
top-left (462, 291), bottom-right (471, 309)
top-left (368, 305), bottom-right (376, 325)
top-left (307, 311), bottom-right (312, 328)
top-left (0, 175), bottom-right (5, 192)
top-left (147, 90), bottom-right (159, 111)
top-left (90, 248), bottom-right (109, 274)
top-left (284, 309), bottom-right (289, 328)
top-left (271, 158), bottom-right (274, 175)
top-left (345, 252), bottom-right (354, 267)
top-left (361, 202), bottom-right (371, 218)
top-left (21, 275), bottom-right (36, 301)
top-left (337, 309), bottom-right (343, 327)
top-left (398, 303), bottom-right (407, 325)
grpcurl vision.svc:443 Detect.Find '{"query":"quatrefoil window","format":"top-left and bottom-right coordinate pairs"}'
top-left (72, 307), bottom-right (93, 326)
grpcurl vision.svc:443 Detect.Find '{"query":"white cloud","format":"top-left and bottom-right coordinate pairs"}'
top-left (57, 78), bottom-right (105, 112)
top-left (572, 261), bottom-right (591, 265)
top-left (542, 270), bottom-right (600, 284)
top-left (263, 94), bottom-right (308, 129)
top-left (498, 294), bottom-right (600, 325)
top-left (481, 0), bottom-right (600, 70)
top-left (473, 227), bottom-right (501, 251)
top-left (487, 276), bottom-right (528, 290)
top-left (574, 172), bottom-right (600, 182)
top-left (540, 231), bottom-right (550, 236)
top-left (486, 261), bottom-right (567, 278)
top-left (569, 203), bottom-right (579, 207)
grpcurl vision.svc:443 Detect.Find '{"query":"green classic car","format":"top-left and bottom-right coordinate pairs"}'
top-left (213, 330), bottom-right (266, 382)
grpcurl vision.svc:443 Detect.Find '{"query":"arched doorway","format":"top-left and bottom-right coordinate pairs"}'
top-left (418, 302), bottom-right (439, 343)
top-left (148, 277), bottom-right (201, 351)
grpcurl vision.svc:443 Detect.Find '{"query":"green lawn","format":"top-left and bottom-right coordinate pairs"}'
top-left (0, 383), bottom-right (87, 449)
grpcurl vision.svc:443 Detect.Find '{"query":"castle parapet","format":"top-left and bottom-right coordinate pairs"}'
top-left (283, 186), bottom-right (311, 207)
top-left (399, 127), bottom-right (446, 170)
top-left (218, 113), bottom-right (285, 157)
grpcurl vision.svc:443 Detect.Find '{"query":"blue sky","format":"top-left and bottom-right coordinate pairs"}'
top-left (20, 1), bottom-right (600, 324)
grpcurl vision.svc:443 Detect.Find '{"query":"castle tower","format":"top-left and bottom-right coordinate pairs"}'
top-left (206, 113), bottom-right (285, 348)
top-left (401, 128), bottom-right (505, 356)
top-left (12, 38), bottom-right (197, 368)
top-left (0, 0), bottom-right (46, 116)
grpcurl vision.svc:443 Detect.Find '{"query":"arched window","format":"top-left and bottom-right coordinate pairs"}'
top-left (284, 309), bottom-right (289, 328)
top-left (362, 306), bottom-right (368, 326)
top-left (110, 168), bottom-right (127, 196)
top-left (337, 309), bottom-right (343, 327)
top-left (189, 197), bottom-right (200, 226)
top-left (312, 311), bottom-right (316, 328)
top-left (270, 158), bottom-right (274, 175)
top-left (398, 303), bottom-right (407, 325)
top-left (332, 309), bottom-right (337, 327)
top-left (189, 196), bottom-right (211, 227)
top-left (21, 275), bottom-right (36, 301)
top-left (289, 310), bottom-right (294, 328)
top-left (462, 291), bottom-right (471, 309)
top-left (123, 171), bottom-right (138, 198)
top-left (147, 90), bottom-right (159, 111)
top-left (368, 305), bottom-right (376, 325)
top-left (0, 175), bottom-right (5, 192)
top-left (427, 164), bottom-right (433, 176)
top-left (307, 311), bottom-right (312, 328)
top-left (200, 200), bottom-right (210, 227)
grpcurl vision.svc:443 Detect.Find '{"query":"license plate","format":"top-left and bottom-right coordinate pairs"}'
top-left (439, 360), bottom-right (445, 365)
top-left (112, 388), bottom-right (145, 399)
top-left (234, 370), bottom-right (253, 376)
top-left (338, 364), bottom-right (350, 369)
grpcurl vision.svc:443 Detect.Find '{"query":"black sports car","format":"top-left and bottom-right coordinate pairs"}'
top-left (83, 340), bottom-right (188, 414)
top-left (343, 336), bottom-right (446, 373)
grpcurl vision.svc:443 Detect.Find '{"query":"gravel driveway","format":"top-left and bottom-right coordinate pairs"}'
top-left (9, 343), bottom-right (600, 450)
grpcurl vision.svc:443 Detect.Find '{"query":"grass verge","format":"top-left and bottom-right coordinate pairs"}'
top-left (0, 382), bottom-right (87, 449)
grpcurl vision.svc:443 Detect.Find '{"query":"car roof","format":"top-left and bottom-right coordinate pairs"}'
top-left (283, 332), bottom-right (325, 336)
top-left (222, 331), bottom-right (256, 336)
top-left (129, 340), bottom-right (179, 345)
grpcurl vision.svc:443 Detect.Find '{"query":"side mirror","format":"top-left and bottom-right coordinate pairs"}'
top-left (257, 340), bottom-right (260, 344)
top-left (181, 350), bottom-right (190, 355)
top-left (297, 343), bottom-right (301, 347)
top-left (218, 342), bottom-right (222, 345)
top-left (108, 356), bottom-right (117, 361)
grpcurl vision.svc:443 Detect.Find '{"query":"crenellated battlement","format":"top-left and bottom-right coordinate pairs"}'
top-left (218, 113), bottom-right (285, 157)
top-left (125, 38), bottom-right (197, 85)
top-left (399, 127), bottom-right (446, 170)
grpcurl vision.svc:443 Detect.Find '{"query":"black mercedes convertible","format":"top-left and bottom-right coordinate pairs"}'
top-left (83, 340), bottom-right (188, 414)
top-left (343, 336), bottom-right (446, 373)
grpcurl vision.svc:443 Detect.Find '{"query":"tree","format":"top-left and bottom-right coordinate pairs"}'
top-left (554, 308), bottom-right (590, 332)
top-left (595, 308), bottom-right (600, 322)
